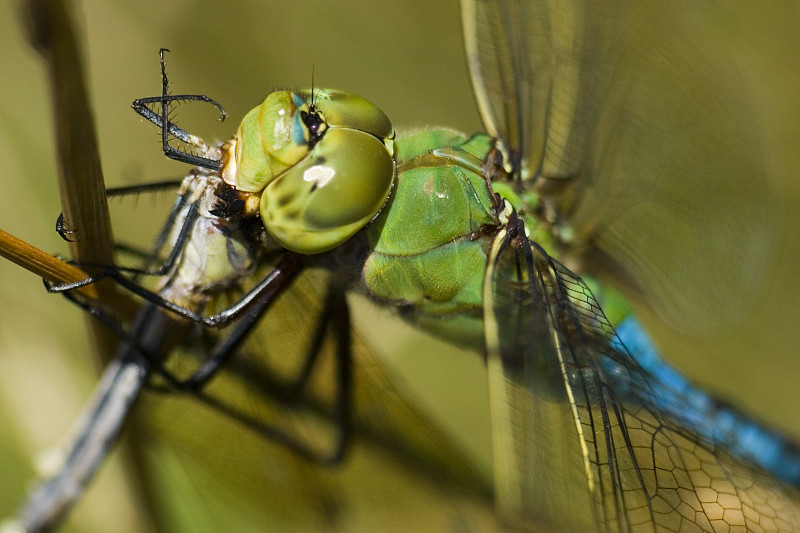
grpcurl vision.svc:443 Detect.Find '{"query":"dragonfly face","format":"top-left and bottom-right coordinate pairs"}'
top-left (219, 89), bottom-right (395, 254)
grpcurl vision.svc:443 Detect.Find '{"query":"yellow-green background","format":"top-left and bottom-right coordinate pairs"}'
top-left (0, 2), bottom-right (798, 532)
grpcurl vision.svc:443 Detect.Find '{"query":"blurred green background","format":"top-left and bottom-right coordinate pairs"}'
top-left (0, 1), bottom-right (799, 532)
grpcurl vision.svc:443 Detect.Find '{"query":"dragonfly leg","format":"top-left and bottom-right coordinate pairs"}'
top-left (55, 213), bottom-right (76, 242)
top-left (49, 249), bottom-right (299, 335)
top-left (91, 181), bottom-right (248, 281)
top-left (58, 286), bottom-right (129, 341)
top-left (131, 49), bottom-right (225, 170)
top-left (163, 280), bottom-right (353, 465)
top-left (325, 283), bottom-right (353, 463)
top-left (162, 274), bottom-right (347, 393)
top-left (57, 286), bottom-right (185, 367)
top-left (47, 195), bottom-right (201, 293)
top-left (49, 191), bottom-right (197, 284)
top-left (53, 178), bottom-right (183, 249)
top-left (104, 179), bottom-right (183, 198)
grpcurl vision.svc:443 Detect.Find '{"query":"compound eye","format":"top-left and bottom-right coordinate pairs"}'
top-left (261, 126), bottom-right (394, 254)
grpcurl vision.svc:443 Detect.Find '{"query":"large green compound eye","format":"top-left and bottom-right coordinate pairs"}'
top-left (261, 125), bottom-right (395, 254)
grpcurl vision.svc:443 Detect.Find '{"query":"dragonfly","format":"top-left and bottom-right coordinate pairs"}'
top-left (7, 2), bottom-right (800, 532)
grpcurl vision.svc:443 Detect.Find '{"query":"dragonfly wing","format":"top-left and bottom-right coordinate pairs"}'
top-left (483, 219), bottom-right (800, 532)
top-left (462, 0), bottom-right (789, 337)
top-left (483, 221), bottom-right (599, 531)
top-left (143, 266), bottom-right (499, 529)
top-left (461, 0), bottom-right (617, 183)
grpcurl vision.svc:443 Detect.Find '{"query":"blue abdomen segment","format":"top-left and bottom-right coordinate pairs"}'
top-left (615, 316), bottom-right (800, 486)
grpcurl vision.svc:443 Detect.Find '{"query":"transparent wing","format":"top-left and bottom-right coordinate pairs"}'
top-left (462, 0), bottom-right (793, 335)
top-left (483, 219), bottom-right (800, 532)
top-left (135, 265), bottom-right (500, 530)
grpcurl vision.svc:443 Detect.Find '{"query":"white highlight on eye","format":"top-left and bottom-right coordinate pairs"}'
top-left (303, 165), bottom-right (336, 188)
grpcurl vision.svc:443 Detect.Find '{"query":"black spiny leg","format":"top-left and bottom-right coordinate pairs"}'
top-left (164, 280), bottom-right (354, 465)
top-left (131, 49), bottom-right (226, 170)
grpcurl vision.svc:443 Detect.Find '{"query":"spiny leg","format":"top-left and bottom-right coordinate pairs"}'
top-left (168, 279), bottom-right (354, 465)
top-left (131, 49), bottom-right (225, 170)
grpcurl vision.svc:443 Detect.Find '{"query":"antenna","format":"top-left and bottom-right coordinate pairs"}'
top-left (310, 64), bottom-right (316, 109)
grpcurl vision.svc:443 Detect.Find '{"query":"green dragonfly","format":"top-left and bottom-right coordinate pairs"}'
top-left (5, 2), bottom-right (800, 532)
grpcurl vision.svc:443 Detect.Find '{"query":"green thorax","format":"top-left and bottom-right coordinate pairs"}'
top-left (359, 127), bottom-right (632, 351)
top-left (362, 129), bottom-right (501, 350)
top-left (363, 130), bottom-right (629, 351)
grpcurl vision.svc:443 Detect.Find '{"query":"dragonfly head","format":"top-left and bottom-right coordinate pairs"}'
top-left (220, 89), bottom-right (396, 254)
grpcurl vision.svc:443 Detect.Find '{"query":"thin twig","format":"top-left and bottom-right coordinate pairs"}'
top-left (0, 228), bottom-right (100, 301)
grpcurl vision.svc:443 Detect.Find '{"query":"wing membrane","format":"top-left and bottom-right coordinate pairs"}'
top-left (462, 0), bottom-right (791, 335)
top-left (138, 266), bottom-right (499, 528)
top-left (483, 220), bottom-right (800, 532)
